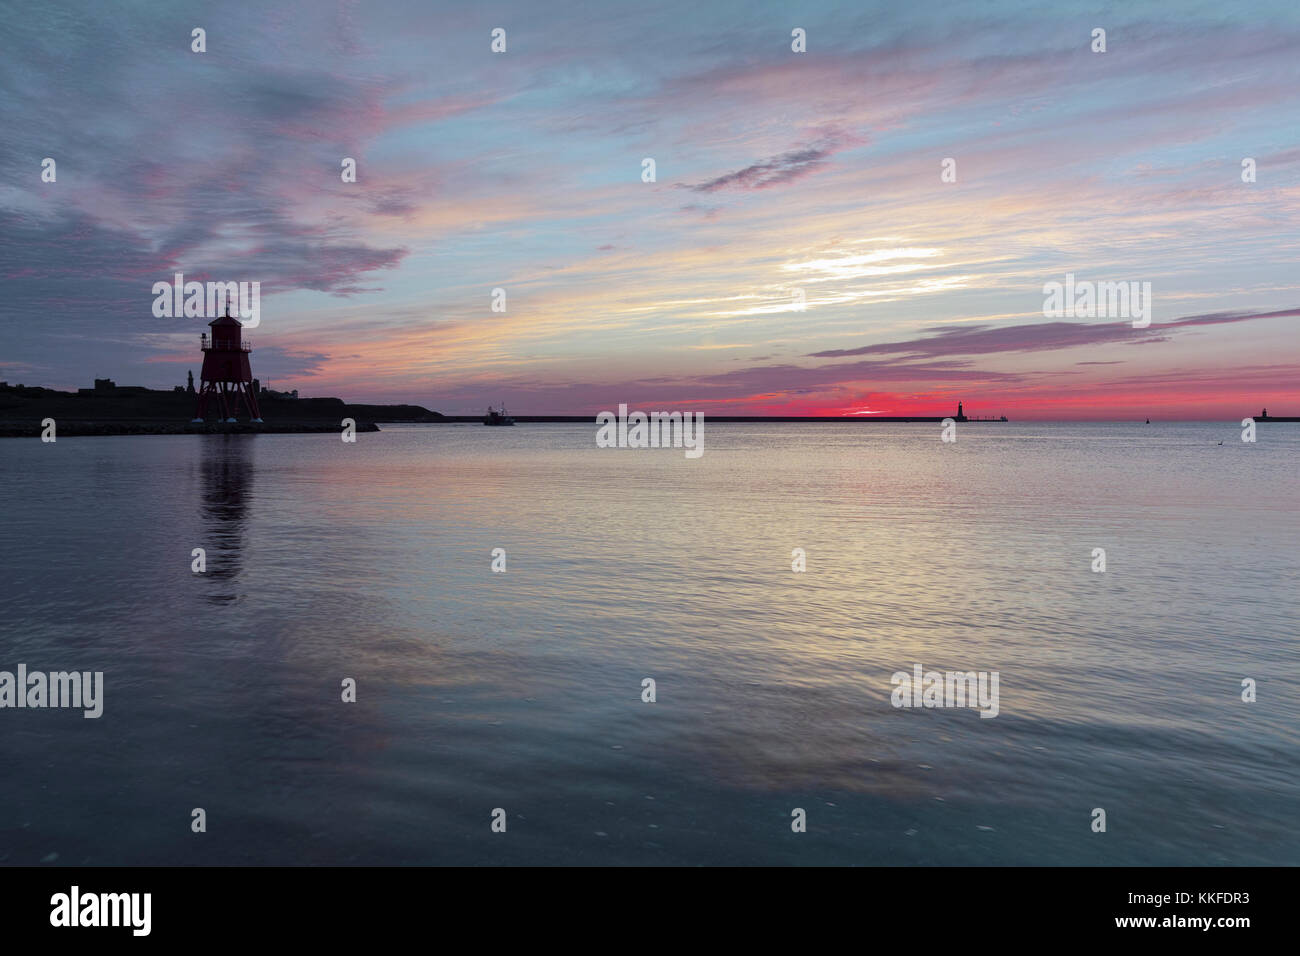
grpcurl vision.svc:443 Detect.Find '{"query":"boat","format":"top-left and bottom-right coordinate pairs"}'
top-left (1256, 408), bottom-right (1300, 422)
top-left (483, 404), bottom-right (515, 426)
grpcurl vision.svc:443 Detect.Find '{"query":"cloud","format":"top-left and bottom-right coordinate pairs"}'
top-left (678, 132), bottom-right (862, 193)
top-left (681, 146), bottom-right (833, 192)
top-left (807, 309), bottom-right (1300, 359)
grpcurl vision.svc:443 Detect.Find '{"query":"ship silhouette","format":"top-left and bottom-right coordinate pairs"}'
top-left (484, 404), bottom-right (515, 426)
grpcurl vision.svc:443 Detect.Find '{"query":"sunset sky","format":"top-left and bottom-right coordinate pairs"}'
top-left (2, 0), bottom-right (1298, 418)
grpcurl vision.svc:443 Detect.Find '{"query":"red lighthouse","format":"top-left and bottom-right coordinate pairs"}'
top-left (193, 310), bottom-right (263, 422)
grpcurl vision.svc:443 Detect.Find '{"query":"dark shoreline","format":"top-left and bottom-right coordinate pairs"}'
top-left (0, 420), bottom-right (381, 438)
top-left (0, 382), bottom-right (437, 437)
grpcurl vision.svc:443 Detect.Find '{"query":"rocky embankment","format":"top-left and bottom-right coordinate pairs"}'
top-left (0, 382), bottom-right (438, 437)
top-left (0, 420), bottom-right (382, 437)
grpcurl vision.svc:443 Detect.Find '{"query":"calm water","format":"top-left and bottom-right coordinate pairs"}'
top-left (1, 422), bottom-right (1297, 865)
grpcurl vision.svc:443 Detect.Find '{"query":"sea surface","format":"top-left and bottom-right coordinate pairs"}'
top-left (1, 421), bottom-right (1297, 865)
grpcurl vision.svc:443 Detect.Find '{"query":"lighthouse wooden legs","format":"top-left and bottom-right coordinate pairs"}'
top-left (194, 380), bottom-right (220, 421)
top-left (194, 380), bottom-right (262, 423)
top-left (241, 380), bottom-right (263, 422)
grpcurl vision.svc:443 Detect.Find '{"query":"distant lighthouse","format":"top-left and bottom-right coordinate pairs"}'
top-left (193, 309), bottom-right (263, 423)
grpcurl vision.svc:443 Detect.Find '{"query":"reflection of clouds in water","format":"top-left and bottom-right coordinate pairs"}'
top-left (1, 423), bottom-right (1284, 863)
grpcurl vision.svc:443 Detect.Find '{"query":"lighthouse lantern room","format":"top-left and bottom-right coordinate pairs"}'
top-left (193, 310), bottom-right (263, 423)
